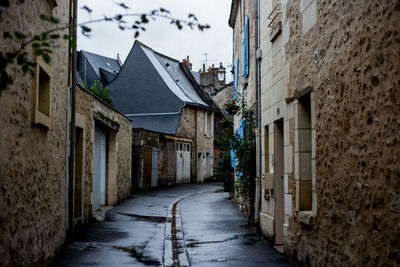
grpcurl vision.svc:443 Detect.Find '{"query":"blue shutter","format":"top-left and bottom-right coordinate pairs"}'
top-left (242, 28), bottom-right (246, 82)
top-left (242, 15), bottom-right (249, 82)
top-left (245, 15), bottom-right (249, 78)
top-left (239, 119), bottom-right (244, 138)
top-left (234, 56), bottom-right (238, 98)
top-left (231, 150), bottom-right (236, 167)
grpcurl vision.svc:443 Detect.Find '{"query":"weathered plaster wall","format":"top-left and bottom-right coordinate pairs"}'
top-left (284, 0), bottom-right (400, 265)
top-left (0, 1), bottom-right (70, 266)
top-left (76, 86), bottom-right (132, 220)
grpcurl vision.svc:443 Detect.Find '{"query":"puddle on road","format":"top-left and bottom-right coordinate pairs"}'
top-left (112, 246), bottom-right (161, 266)
top-left (186, 235), bottom-right (241, 248)
top-left (186, 233), bottom-right (262, 248)
top-left (110, 212), bottom-right (166, 223)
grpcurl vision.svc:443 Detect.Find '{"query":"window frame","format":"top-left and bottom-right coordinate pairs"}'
top-left (32, 57), bottom-right (52, 129)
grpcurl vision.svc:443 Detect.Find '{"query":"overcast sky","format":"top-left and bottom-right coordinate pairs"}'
top-left (77, 0), bottom-right (233, 79)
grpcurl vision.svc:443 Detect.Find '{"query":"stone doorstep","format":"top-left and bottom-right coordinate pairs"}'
top-left (93, 206), bottom-right (114, 222)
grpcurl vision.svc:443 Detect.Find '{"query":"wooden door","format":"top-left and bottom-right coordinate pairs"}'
top-left (143, 147), bottom-right (152, 188)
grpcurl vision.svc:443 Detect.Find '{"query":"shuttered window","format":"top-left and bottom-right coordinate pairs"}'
top-left (233, 56), bottom-right (239, 98)
top-left (242, 14), bottom-right (249, 82)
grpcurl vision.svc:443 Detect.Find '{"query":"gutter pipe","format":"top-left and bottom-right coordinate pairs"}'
top-left (254, 0), bottom-right (262, 224)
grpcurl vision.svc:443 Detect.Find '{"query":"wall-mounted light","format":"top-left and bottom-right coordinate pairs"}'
top-left (217, 62), bottom-right (226, 83)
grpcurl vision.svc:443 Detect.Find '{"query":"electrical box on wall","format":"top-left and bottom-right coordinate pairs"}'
top-left (263, 173), bottom-right (274, 197)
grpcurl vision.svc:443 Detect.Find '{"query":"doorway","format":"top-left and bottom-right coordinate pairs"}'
top-left (143, 147), bottom-right (152, 188)
top-left (151, 149), bottom-right (158, 187)
top-left (94, 126), bottom-right (107, 211)
top-left (274, 119), bottom-right (284, 245)
top-left (74, 127), bottom-right (84, 222)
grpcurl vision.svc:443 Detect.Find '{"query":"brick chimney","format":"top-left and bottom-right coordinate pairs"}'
top-left (181, 55), bottom-right (192, 70)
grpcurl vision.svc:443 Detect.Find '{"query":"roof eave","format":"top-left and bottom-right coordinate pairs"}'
top-left (228, 0), bottom-right (240, 28)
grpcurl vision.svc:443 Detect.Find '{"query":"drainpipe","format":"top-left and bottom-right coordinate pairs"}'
top-left (195, 109), bottom-right (198, 184)
top-left (254, 0), bottom-right (262, 225)
top-left (67, 0), bottom-right (78, 241)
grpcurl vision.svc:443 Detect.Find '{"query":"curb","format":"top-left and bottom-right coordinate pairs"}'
top-left (163, 190), bottom-right (209, 267)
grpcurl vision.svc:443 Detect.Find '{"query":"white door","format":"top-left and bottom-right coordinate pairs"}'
top-left (182, 143), bottom-right (191, 183)
top-left (176, 143), bottom-right (183, 184)
top-left (151, 150), bottom-right (158, 187)
top-left (94, 126), bottom-right (106, 210)
top-left (206, 153), bottom-right (210, 178)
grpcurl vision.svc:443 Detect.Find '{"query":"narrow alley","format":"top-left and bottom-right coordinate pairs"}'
top-left (52, 183), bottom-right (294, 267)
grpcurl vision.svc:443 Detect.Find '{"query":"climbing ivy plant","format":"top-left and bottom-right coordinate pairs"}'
top-left (216, 97), bottom-right (257, 223)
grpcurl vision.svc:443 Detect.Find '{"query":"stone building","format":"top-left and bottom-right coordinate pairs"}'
top-left (74, 85), bottom-right (131, 222)
top-left (0, 0), bottom-right (73, 265)
top-left (230, 0), bottom-right (400, 265)
top-left (108, 41), bottom-right (214, 187)
top-left (258, 0), bottom-right (292, 250)
top-left (229, 0), bottom-right (259, 221)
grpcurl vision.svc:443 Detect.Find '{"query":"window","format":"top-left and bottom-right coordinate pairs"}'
top-left (180, 143), bottom-right (183, 151)
top-left (233, 57), bottom-right (239, 98)
top-left (296, 94), bottom-right (312, 211)
top-left (242, 14), bottom-right (249, 82)
top-left (33, 57), bottom-right (52, 128)
top-left (207, 112), bottom-right (212, 137)
top-left (204, 112), bottom-right (212, 137)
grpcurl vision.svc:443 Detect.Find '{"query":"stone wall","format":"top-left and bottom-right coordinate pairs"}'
top-left (211, 84), bottom-right (233, 113)
top-left (284, 0), bottom-right (400, 265)
top-left (0, 1), bottom-right (70, 265)
top-left (176, 106), bottom-right (214, 182)
top-left (75, 86), bottom-right (132, 220)
top-left (131, 129), bottom-right (175, 188)
top-left (230, 0), bottom-right (258, 215)
top-left (259, 0), bottom-right (293, 249)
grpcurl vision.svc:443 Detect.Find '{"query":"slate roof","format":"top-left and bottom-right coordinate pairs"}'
top-left (108, 41), bottom-right (211, 134)
top-left (77, 50), bottom-right (121, 87)
top-left (127, 114), bottom-right (182, 134)
top-left (190, 70), bottom-right (201, 84)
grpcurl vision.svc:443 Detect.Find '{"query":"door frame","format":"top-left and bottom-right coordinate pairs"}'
top-left (274, 119), bottom-right (284, 245)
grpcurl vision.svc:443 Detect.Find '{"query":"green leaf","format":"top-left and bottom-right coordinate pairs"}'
top-left (50, 34), bottom-right (60, 39)
top-left (69, 40), bottom-right (76, 49)
top-left (81, 25), bottom-right (91, 32)
top-left (32, 42), bottom-right (40, 48)
top-left (42, 53), bottom-right (50, 64)
top-left (35, 49), bottom-right (43, 56)
top-left (3, 32), bottom-right (12, 39)
top-left (141, 14), bottom-right (149, 23)
top-left (134, 31), bottom-right (139, 38)
top-left (40, 14), bottom-right (48, 21)
top-left (63, 34), bottom-right (70, 40)
top-left (49, 16), bottom-right (59, 24)
top-left (14, 31), bottom-right (26, 39)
